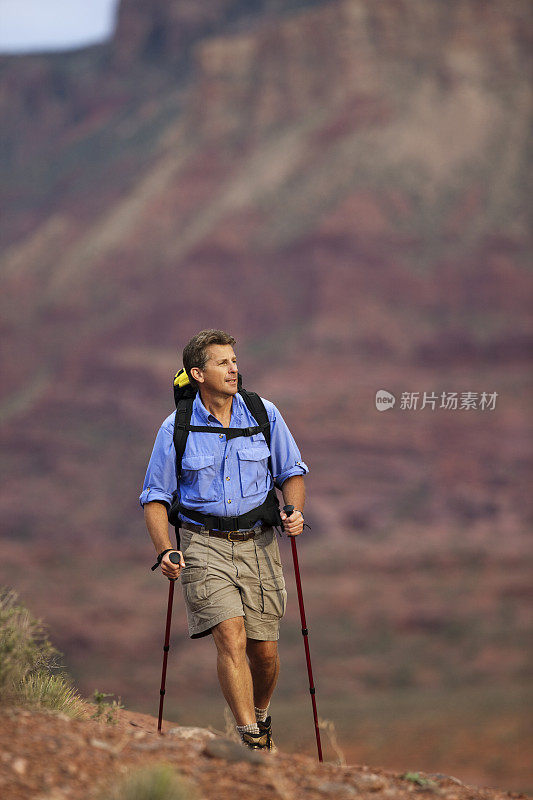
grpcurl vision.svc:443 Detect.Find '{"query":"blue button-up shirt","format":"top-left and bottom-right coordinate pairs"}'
top-left (139, 392), bottom-right (308, 525)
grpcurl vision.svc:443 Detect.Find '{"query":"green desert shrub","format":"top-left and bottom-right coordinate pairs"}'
top-left (102, 765), bottom-right (196, 800)
top-left (0, 587), bottom-right (84, 717)
top-left (91, 689), bottom-right (124, 724)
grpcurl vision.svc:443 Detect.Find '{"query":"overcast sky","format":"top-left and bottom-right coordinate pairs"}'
top-left (0, 0), bottom-right (120, 53)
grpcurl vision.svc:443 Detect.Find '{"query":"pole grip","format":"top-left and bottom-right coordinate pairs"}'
top-left (283, 504), bottom-right (294, 516)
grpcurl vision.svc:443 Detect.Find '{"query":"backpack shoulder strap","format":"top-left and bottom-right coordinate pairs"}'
top-left (173, 397), bottom-right (194, 478)
top-left (239, 389), bottom-right (283, 497)
top-left (239, 389), bottom-right (278, 486)
top-left (239, 389), bottom-right (270, 448)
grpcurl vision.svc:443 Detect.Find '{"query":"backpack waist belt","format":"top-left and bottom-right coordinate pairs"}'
top-left (169, 488), bottom-right (281, 532)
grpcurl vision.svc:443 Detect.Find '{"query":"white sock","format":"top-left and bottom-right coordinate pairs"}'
top-left (236, 722), bottom-right (260, 735)
top-left (255, 705), bottom-right (269, 723)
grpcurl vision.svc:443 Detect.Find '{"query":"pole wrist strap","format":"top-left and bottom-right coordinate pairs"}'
top-left (151, 548), bottom-right (174, 571)
top-left (291, 510), bottom-right (312, 531)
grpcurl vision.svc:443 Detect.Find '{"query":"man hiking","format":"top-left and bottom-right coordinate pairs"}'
top-left (140, 329), bottom-right (308, 750)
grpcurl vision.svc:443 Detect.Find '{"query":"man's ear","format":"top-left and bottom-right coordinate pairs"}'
top-left (191, 366), bottom-right (203, 384)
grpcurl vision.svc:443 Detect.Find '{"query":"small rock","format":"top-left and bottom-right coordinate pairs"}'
top-left (356, 773), bottom-right (387, 792)
top-left (168, 726), bottom-right (215, 739)
top-left (204, 737), bottom-right (265, 764)
top-left (317, 782), bottom-right (357, 796)
top-left (89, 738), bottom-right (117, 753)
top-left (132, 730), bottom-right (147, 740)
top-left (431, 775), bottom-right (464, 786)
top-left (12, 757), bottom-right (28, 776)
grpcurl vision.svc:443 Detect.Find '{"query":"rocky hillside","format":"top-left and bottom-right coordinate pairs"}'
top-left (0, 705), bottom-right (528, 800)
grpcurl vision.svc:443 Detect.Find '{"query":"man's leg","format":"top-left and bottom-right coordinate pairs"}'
top-left (211, 616), bottom-right (256, 725)
top-left (246, 638), bottom-right (280, 709)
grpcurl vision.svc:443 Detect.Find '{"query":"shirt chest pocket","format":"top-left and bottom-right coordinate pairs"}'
top-left (181, 454), bottom-right (217, 501)
top-left (237, 444), bottom-right (271, 498)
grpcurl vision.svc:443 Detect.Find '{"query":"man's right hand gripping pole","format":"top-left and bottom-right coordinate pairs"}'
top-left (161, 550), bottom-right (185, 580)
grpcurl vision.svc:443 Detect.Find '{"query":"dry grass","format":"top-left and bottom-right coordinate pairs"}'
top-left (319, 716), bottom-right (346, 765)
top-left (223, 705), bottom-right (241, 741)
top-left (0, 587), bottom-right (85, 717)
top-left (18, 671), bottom-right (85, 718)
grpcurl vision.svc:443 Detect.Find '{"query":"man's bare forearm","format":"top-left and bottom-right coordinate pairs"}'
top-left (144, 501), bottom-right (174, 555)
top-left (281, 475), bottom-right (305, 512)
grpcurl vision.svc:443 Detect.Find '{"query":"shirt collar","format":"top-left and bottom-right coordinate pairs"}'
top-left (193, 391), bottom-right (244, 426)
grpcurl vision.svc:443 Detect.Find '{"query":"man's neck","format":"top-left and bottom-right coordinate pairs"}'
top-left (199, 389), bottom-right (234, 427)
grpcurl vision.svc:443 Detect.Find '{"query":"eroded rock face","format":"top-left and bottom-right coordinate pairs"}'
top-left (1, 0), bottom-right (529, 526)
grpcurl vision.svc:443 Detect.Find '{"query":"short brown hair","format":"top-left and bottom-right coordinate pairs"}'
top-left (182, 329), bottom-right (236, 387)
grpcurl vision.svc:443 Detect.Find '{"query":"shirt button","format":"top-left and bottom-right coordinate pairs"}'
top-left (226, 477), bottom-right (230, 481)
top-left (227, 499), bottom-right (232, 504)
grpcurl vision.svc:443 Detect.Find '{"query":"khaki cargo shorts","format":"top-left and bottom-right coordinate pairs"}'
top-left (178, 526), bottom-right (287, 640)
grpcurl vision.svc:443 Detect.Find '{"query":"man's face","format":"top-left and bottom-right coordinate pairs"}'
top-left (194, 344), bottom-right (238, 397)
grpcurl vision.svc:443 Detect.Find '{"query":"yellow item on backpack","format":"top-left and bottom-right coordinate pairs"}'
top-left (174, 368), bottom-right (190, 388)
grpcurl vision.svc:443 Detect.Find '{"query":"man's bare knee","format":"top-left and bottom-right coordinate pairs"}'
top-left (212, 617), bottom-right (247, 661)
top-left (246, 639), bottom-right (279, 667)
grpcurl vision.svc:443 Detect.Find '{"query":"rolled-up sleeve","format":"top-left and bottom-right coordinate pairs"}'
top-left (262, 399), bottom-right (309, 487)
top-left (139, 414), bottom-right (177, 509)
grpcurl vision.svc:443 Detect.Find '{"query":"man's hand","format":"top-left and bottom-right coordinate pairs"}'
top-left (280, 509), bottom-right (304, 537)
top-left (161, 550), bottom-right (185, 579)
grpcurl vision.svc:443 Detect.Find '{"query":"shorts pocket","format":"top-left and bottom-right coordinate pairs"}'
top-left (261, 575), bottom-right (287, 619)
top-left (255, 529), bottom-right (282, 574)
top-left (181, 454), bottom-right (217, 501)
top-left (237, 444), bottom-right (270, 497)
top-left (272, 537), bottom-right (282, 568)
top-left (181, 566), bottom-right (208, 611)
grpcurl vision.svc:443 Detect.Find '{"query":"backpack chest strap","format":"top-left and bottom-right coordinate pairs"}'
top-left (175, 422), bottom-right (269, 440)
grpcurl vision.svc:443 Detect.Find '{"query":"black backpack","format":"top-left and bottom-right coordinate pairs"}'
top-left (167, 369), bottom-right (282, 533)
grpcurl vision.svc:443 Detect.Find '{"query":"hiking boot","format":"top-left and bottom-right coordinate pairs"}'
top-left (257, 716), bottom-right (275, 751)
top-left (240, 727), bottom-right (270, 750)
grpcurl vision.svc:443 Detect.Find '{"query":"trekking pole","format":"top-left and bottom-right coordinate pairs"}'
top-left (283, 504), bottom-right (323, 762)
top-left (157, 552), bottom-right (181, 734)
